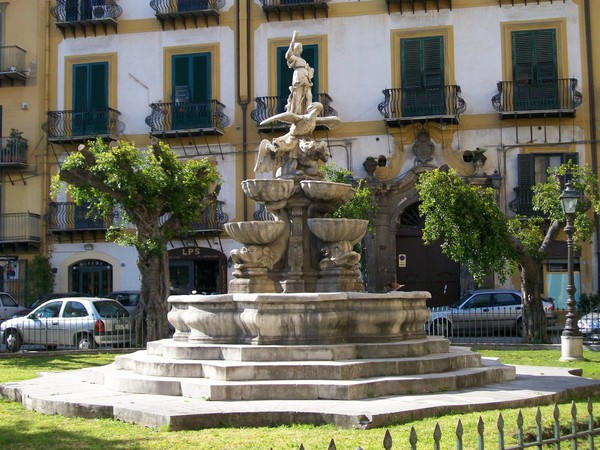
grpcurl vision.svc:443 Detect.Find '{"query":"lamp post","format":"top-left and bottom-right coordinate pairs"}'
top-left (559, 182), bottom-right (583, 361)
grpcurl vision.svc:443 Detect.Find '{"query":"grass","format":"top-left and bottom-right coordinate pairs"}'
top-left (0, 349), bottom-right (597, 449)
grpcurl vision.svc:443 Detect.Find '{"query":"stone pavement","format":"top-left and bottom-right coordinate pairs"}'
top-left (1, 359), bottom-right (599, 430)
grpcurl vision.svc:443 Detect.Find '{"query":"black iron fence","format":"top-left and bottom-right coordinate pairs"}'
top-left (47, 201), bottom-right (115, 231)
top-left (492, 78), bottom-right (582, 115)
top-left (0, 312), bottom-right (136, 353)
top-left (0, 213), bottom-right (41, 243)
top-left (50, 0), bottom-right (123, 22)
top-left (0, 134), bottom-right (27, 164)
top-left (149, 0), bottom-right (226, 14)
top-left (310, 399), bottom-right (599, 449)
top-left (250, 93), bottom-right (338, 125)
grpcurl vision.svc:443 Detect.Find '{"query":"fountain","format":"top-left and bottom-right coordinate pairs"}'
top-left (81, 31), bottom-right (515, 411)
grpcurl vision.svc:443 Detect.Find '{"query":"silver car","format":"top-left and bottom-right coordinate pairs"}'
top-left (578, 307), bottom-right (600, 342)
top-left (0, 297), bottom-right (135, 352)
top-left (427, 289), bottom-right (557, 337)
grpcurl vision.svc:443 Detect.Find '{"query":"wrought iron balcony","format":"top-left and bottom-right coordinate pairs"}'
top-left (492, 78), bottom-right (582, 119)
top-left (150, 0), bottom-right (225, 29)
top-left (180, 201), bottom-right (229, 235)
top-left (0, 134), bottom-right (28, 169)
top-left (0, 46), bottom-right (27, 86)
top-left (385, 0), bottom-right (452, 15)
top-left (51, 0), bottom-right (123, 37)
top-left (378, 85), bottom-right (466, 127)
top-left (42, 108), bottom-right (125, 143)
top-left (0, 213), bottom-right (41, 248)
top-left (499, 0), bottom-right (563, 5)
top-left (250, 93), bottom-right (338, 131)
top-left (47, 201), bottom-right (115, 235)
top-left (145, 100), bottom-right (230, 137)
top-left (259, 0), bottom-right (328, 21)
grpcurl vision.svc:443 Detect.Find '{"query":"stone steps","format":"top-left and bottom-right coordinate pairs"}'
top-left (85, 358), bottom-right (515, 401)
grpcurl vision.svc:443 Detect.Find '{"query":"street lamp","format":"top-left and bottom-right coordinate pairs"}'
top-left (559, 182), bottom-right (583, 361)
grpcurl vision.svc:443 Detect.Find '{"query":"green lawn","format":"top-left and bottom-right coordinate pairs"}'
top-left (0, 349), bottom-right (597, 449)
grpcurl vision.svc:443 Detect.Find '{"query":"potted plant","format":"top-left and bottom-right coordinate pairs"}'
top-left (5, 128), bottom-right (27, 162)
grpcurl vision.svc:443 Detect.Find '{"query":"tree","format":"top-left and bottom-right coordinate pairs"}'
top-left (415, 162), bottom-right (600, 343)
top-left (52, 139), bottom-right (221, 342)
top-left (25, 255), bottom-right (54, 306)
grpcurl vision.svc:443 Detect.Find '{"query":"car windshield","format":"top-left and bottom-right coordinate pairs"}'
top-left (93, 300), bottom-right (129, 318)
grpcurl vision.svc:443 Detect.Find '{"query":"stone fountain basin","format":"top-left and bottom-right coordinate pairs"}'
top-left (300, 180), bottom-right (354, 203)
top-left (307, 218), bottom-right (368, 243)
top-left (242, 179), bottom-right (295, 203)
top-left (224, 220), bottom-right (286, 245)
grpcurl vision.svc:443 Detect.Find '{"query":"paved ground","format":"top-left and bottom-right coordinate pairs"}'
top-left (1, 360), bottom-right (599, 430)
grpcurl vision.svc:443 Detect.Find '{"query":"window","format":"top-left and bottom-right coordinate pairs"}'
top-left (512, 29), bottom-right (558, 110)
top-left (0, 293), bottom-right (16, 307)
top-left (72, 61), bottom-right (108, 135)
top-left (514, 152), bottom-right (578, 215)
top-left (36, 301), bottom-right (62, 318)
top-left (400, 36), bottom-right (445, 116)
top-left (171, 52), bottom-right (211, 129)
top-left (63, 301), bottom-right (89, 318)
top-left (277, 44), bottom-right (318, 113)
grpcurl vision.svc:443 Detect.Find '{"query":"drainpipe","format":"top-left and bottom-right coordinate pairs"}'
top-left (584, 0), bottom-right (599, 291)
top-left (236, 0), bottom-right (251, 221)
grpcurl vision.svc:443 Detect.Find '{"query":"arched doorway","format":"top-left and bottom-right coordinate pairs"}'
top-left (168, 247), bottom-right (227, 295)
top-left (396, 202), bottom-right (459, 307)
top-left (70, 259), bottom-right (113, 296)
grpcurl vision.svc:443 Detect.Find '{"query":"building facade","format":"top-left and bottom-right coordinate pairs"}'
top-left (6, 0), bottom-right (596, 307)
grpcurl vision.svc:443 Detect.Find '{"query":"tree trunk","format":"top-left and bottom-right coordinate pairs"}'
top-left (136, 246), bottom-right (170, 343)
top-left (519, 260), bottom-right (550, 344)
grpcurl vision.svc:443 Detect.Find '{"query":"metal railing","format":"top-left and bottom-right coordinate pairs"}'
top-left (47, 202), bottom-right (115, 231)
top-left (378, 85), bottom-right (466, 122)
top-left (307, 400), bottom-right (600, 449)
top-left (145, 100), bottom-right (230, 135)
top-left (149, 0), bottom-right (226, 14)
top-left (42, 108), bottom-right (124, 142)
top-left (259, 0), bottom-right (327, 6)
top-left (0, 46), bottom-right (27, 74)
top-left (0, 135), bottom-right (27, 165)
top-left (250, 93), bottom-right (338, 126)
top-left (492, 78), bottom-right (582, 116)
top-left (0, 213), bottom-right (41, 243)
top-left (50, 0), bottom-right (123, 22)
top-left (0, 312), bottom-right (136, 353)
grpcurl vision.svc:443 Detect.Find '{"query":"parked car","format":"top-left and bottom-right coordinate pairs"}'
top-left (12, 292), bottom-right (93, 318)
top-left (0, 292), bottom-right (26, 321)
top-left (427, 289), bottom-right (557, 337)
top-left (105, 291), bottom-right (140, 317)
top-left (578, 306), bottom-right (600, 342)
top-left (0, 297), bottom-right (135, 352)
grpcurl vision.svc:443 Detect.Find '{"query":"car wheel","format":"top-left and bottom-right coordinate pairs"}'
top-left (5, 329), bottom-right (22, 353)
top-left (430, 319), bottom-right (452, 338)
top-left (516, 318), bottom-right (523, 337)
top-left (76, 333), bottom-right (96, 350)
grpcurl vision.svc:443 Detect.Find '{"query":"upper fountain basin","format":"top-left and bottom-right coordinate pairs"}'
top-left (300, 180), bottom-right (355, 203)
top-left (224, 220), bottom-right (286, 245)
top-left (242, 179), bottom-right (295, 204)
top-left (307, 218), bottom-right (368, 243)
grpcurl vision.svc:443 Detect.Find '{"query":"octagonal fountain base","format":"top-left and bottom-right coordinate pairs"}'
top-left (80, 291), bottom-right (517, 403)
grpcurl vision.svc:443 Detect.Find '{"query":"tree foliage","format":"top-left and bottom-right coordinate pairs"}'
top-left (51, 139), bottom-right (221, 341)
top-left (25, 255), bottom-right (54, 306)
top-left (415, 163), bottom-right (600, 343)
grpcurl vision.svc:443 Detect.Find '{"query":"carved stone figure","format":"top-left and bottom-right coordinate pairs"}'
top-left (254, 102), bottom-right (340, 179)
top-left (285, 30), bottom-right (314, 115)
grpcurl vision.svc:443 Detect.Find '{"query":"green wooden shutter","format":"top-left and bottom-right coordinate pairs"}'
top-left (172, 53), bottom-right (211, 130)
top-left (277, 44), bottom-right (318, 113)
top-left (517, 154), bottom-right (535, 215)
top-left (401, 36), bottom-right (444, 117)
top-left (72, 62), bottom-right (108, 136)
top-left (512, 30), bottom-right (558, 111)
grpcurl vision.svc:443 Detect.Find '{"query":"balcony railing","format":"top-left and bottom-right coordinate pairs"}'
top-left (492, 78), bottom-right (582, 118)
top-left (0, 46), bottom-right (27, 86)
top-left (0, 135), bottom-right (28, 168)
top-left (150, 0), bottom-right (225, 29)
top-left (378, 85), bottom-right (466, 126)
top-left (42, 108), bottom-right (125, 143)
top-left (0, 213), bottom-right (41, 244)
top-left (259, 0), bottom-right (329, 20)
top-left (51, 0), bottom-right (123, 37)
top-left (250, 93), bottom-right (338, 130)
top-left (47, 202), bottom-right (114, 232)
top-left (181, 201), bottom-right (229, 235)
top-left (145, 100), bottom-right (230, 137)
